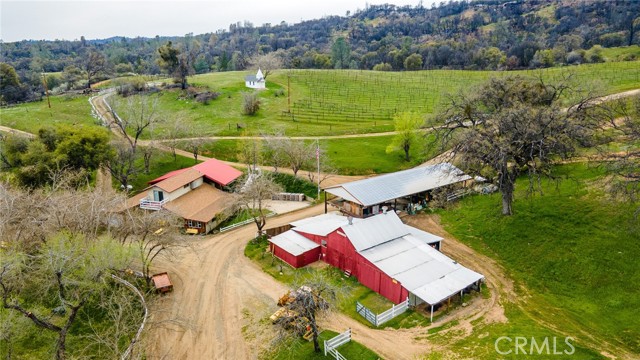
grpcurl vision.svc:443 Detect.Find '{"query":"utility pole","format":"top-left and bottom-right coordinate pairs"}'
top-left (41, 73), bottom-right (51, 108)
top-left (287, 72), bottom-right (291, 113)
top-left (316, 139), bottom-right (320, 199)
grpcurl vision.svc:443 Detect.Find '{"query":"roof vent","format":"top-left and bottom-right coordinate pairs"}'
top-left (382, 206), bottom-right (388, 214)
top-left (347, 215), bottom-right (353, 225)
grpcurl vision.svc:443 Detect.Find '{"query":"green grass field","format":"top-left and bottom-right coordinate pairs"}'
top-left (128, 152), bottom-right (198, 193)
top-left (440, 163), bottom-right (640, 355)
top-left (600, 45), bottom-right (640, 62)
top-left (266, 330), bottom-right (380, 360)
top-left (115, 61), bottom-right (640, 139)
top-left (0, 94), bottom-right (97, 134)
top-left (198, 135), bottom-right (431, 175)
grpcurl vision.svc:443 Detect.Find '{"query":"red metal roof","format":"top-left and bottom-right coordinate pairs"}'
top-left (147, 158), bottom-right (242, 187)
top-left (193, 158), bottom-right (242, 186)
top-left (148, 168), bottom-right (189, 185)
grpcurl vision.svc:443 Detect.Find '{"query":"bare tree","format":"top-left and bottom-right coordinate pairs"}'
top-left (431, 75), bottom-right (598, 215)
top-left (0, 234), bottom-right (134, 360)
top-left (305, 145), bottom-right (336, 191)
top-left (262, 132), bottom-right (287, 173)
top-left (106, 140), bottom-right (139, 191)
top-left (239, 139), bottom-right (262, 173)
top-left (84, 50), bottom-right (107, 89)
top-left (141, 141), bottom-right (157, 174)
top-left (273, 273), bottom-right (339, 353)
top-left (248, 52), bottom-right (284, 80)
top-left (162, 115), bottom-right (189, 161)
top-left (107, 95), bottom-right (163, 152)
top-left (598, 95), bottom-right (640, 205)
top-left (242, 91), bottom-right (261, 115)
top-left (115, 209), bottom-right (183, 285)
top-left (233, 173), bottom-right (283, 235)
top-left (280, 138), bottom-right (314, 177)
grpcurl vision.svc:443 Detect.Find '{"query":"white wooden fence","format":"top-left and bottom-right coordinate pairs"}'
top-left (446, 189), bottom-right (471, 202)
top-left (356, 297), bottom-right (409, 327)
top-left (219, 213), bottom-right (276, 232)
top-left (324, 328), bottom-right (351, 360)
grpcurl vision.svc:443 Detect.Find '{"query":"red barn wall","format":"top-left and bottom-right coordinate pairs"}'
top-left (270, 242), bottom-right (321, 268)
top-left (301, 247), bottom-right (322, 267)
top-left (356, 254), bottom-right (408, 304)
top-left (270, 242), bottom-right (299, 268)
top-left (290, 228), bottom-right (409, 304)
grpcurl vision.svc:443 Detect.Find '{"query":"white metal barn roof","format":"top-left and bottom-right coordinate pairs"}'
top-left (270, 230), bottom-right (320, 256)
top-left (358, 225), bottom-right (483, 305)
top-left (342, 211), bottom-right (409, 252)
top-left (324, 163), bottom-right (472, 206)
top-left (290, 212), bottom-right (362, 236)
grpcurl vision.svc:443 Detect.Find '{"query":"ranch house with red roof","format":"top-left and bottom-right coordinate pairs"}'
top-left (125, 158), bottom-right (242, 234)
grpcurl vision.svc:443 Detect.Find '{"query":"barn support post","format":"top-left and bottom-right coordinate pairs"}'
top-left (324, 191), bottom-right (327, 214)
top-left (430, 304), bottom-right (434, 322)
top-left (460, 290), bottom-right (464, 304)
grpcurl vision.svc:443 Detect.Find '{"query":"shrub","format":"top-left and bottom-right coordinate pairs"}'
top-left (566, 50), bottom-right (584, 64)
top-left (242, 91), bottom-right (261, 115)
top-left (373, 62), bottom-right (393, 71)
top-left (114, 77), bottom-right (147, 97)
top-left (195, 91), bottom-right (221, 104)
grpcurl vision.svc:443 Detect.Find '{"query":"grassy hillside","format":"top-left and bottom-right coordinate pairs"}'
top-left (125, 62), bottom-right (640, 139)
top-left (440, 163), bottom-right (640, 355)
top-left (0, 94), bottom-right (97, 134)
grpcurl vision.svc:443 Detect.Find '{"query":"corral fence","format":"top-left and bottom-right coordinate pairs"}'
top-left (446, 189), bottom-right (471, 202)
top-left (219, 213), bottom-right (276, 232)
top-left (324, 328), bottom-right (351, 360)
top-left (265, 224), bottom-right (292, 238)
top-left (356, 297), bottom-right (409, 327)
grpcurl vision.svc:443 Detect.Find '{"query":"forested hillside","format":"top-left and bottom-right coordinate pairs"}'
top-left (1, 0), bottom-right (639, 103)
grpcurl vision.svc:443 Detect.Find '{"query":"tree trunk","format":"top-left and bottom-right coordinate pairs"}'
top-left (499, 161), bottom-right (515, 216)
top-left (500, 175), bottom-right (514, 216)
top-left (403, 142), bottom-right (410, 162)
top-left (310, 314), bottom-right (320, 352)
top-left (501, 190), bottom-right (513, 216)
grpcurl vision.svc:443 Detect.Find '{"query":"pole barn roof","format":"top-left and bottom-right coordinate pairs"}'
top-left (324, 163), bottom-right (471, 206)
top-left (270, 230), bottom-right (320, 256)
top-left (359, 234), bottom-right (483, 305)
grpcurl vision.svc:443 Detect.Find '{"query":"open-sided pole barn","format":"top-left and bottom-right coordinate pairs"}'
top-left (267, 212), bottom-right (484, 315)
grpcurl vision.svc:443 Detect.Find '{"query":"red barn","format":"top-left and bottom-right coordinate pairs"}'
top-left (270, 230), bottom-right (321, 268)
top-left (268, 212), bottom-right (484, 308)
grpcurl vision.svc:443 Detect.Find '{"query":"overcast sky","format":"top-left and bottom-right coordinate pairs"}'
top-left (1, 0), bottom-right (435, 42)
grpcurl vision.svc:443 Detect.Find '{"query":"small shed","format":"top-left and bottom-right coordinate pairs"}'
top-left (270, 230), bottom-right (321, 268)
top-left (151, 272), bottom-right (173, 293)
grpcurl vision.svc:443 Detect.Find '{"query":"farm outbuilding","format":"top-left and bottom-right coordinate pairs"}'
top-left (324, 163), bottom-right (472, 218)
top-left (267, 211), bottom-right (484, 313)
top-left (270, 230), bottom-right (321, 268)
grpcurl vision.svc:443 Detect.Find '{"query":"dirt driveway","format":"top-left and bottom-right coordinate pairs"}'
top-left (144, 207), bottom-right (509, 360)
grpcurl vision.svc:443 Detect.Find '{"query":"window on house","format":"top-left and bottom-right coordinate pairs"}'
top-left (187, 220), bottom-right (202, 228)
